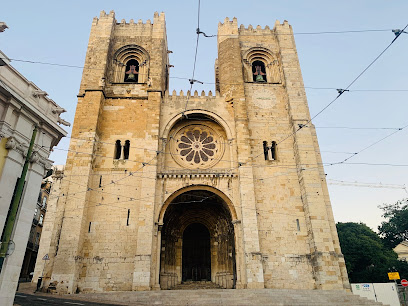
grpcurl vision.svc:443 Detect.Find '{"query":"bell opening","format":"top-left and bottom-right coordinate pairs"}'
top-left (252, 60), bottom-right (267, 83)
top-left (124, 59), bottom-right (139, 83)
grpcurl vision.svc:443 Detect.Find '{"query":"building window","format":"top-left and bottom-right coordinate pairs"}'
top-left (114, 140), bottom-right (122, 159)
top-left (112, 45), bottom-right (149, 83)
top-left (39, 214), bottom-right (44, 225)
top-left (34, 208), bottom-right (38, 217)
top-left (263, 141), bottom-right (277, 161)
top-left (35, 232), bottom-right (40, 245)
top-left (243, 47), bottom-right (281, 84)
top-left (252, 60), bottom-right (267, 82)
top-left (42, 196), bottom-right (47, 209)
top-left (271, 141), bottom-right (277, 160)
top-left (263, 141), bottom-right (269, 160)
top-left (123, 140), bottom-right (130, 160)
top-left (124, 59), bottom-right (139, 82)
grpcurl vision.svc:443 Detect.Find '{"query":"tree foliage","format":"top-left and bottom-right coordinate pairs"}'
top-left (378, 198), bottom-right (408, 249)
top-left (336, 222), bottom-right (408, 283)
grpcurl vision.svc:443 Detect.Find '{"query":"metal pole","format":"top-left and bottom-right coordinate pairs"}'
top-left (0, 125), bottom-right (38, 271)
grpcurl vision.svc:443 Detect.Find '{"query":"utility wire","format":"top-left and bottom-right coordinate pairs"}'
top-left (335, 123), bottom-right (408, 164)
top-left (3, 58), bottom-right (408, 92)
top-left (183, 0), bottom-right (202, 113)
top-left (260, 22), bottom-right (408, 160)
top-left (199, 28), bottom-right (394, 37)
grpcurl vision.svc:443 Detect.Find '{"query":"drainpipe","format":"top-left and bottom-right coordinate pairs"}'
top-left (0, 125), bottom-right (38, 271)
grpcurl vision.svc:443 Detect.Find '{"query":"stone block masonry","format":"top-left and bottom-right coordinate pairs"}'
top-left (34, 11), bottom-right (350, 294)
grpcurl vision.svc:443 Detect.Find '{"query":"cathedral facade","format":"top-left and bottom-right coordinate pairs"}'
top-left (34, 11), bottom-right (349, 293)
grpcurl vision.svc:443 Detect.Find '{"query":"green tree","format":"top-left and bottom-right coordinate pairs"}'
top-left (378, 198), bottom-right (408, 249)
top-left (336, 222), bottom-right (408, 283)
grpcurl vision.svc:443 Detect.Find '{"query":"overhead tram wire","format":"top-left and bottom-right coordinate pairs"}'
top-left (250, 22), bottom-right (408, 162)
top-left (48, 160), bottom-right (408, 217)
top-left (182, 0), bottom-right (203, 114)
top-left (332, 122), bottom-right (408, 165)
top-left (327, 179), bottom-right (407, 193)
top-left (190, 28), bottom-right (394, 38)
top-left (52, 135), bottom-right (408, 184)
top-left (2, 59), bottom-right (408, 92)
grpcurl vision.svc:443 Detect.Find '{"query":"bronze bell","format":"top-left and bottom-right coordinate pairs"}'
top-left (126, 73), bottom-right (136, 81)
top-left (255, 74), bottom-right (265, 82)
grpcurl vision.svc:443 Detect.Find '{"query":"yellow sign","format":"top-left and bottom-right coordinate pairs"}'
top-left (388, 272), bottom-right (400, 280)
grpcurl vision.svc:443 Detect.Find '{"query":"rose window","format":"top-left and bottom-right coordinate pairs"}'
top-left (170, 124), bottom-right (224, 169)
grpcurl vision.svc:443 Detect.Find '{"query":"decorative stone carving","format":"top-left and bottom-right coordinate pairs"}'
top-left (30, 151), bottom-right (40, 163)
top-left (57, 117), bottom-right (71, 127)
top-left (32, 90), bottom-right (48, 98)
top-left (52, 107), bottom-right (67, 115)
top-left (170, 124), bottom-right (225, 169)
top-left (252, 88), bottom-right (277, 109)
top-left (5, 137), bottom-right (17, 150)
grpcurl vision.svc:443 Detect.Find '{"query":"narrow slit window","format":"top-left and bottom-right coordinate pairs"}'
top-left (124, 59), bottom-right (139, 83)
top-left (271, 141), bottom-right (277, 160)
top-left (123, 140), bottom-right (130, 160)
top-left (296, 219), bottom-right (300, 231)
top-left (99, 175), bottom-right (102, 188)
top-left (127, 209), bottom-right (130, 226)
top-left (115, 140), bottom-right (122, 159)
top-left (252, 60), bottom-right (267, 82)
top-left (88, 222), bottom-right (92, 233)
top-left (263, 141), bottom-right (269, 160)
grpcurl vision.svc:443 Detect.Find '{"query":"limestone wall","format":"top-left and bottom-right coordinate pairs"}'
top-left (36, 12), bottom-right (350, 293)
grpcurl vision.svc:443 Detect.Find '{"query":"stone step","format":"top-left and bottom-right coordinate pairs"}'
top-left (171, 281), bottom-right (223, 290)
top-left (62, 288), bottom-right (386, 306)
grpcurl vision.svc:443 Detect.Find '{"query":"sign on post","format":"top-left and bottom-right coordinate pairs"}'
top-left (401, 279), bottom-right (408, 287)
top-left (42, 254), bottom-right (50, 260)
top-left (388, 272), bottom-right (400, 280)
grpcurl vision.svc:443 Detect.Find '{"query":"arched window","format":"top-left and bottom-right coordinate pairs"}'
top-left (123, 140), bottom-right (130, 160)
top-left (263, 141), bottom-right (269, 160)
top-left (124, 59), bottom-right (139, 83)
top-left (252, 60), bottom-right (267, 82)
top-left (114, 140), bottom-right (122, 159)
top-left (271, 141), bottom-right (277, 160)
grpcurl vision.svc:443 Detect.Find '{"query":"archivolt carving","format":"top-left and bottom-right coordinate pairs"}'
top-left (242, 47), bottom-right (281, 83)
top-left (111, 44), bottom-right (150, 83)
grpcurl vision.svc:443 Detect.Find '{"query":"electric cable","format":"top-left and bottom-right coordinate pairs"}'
top-left (183, 0), bottom-right (202, 113)
top-left (3, 58), bottom-right (408, 92)
top-left (335, 122), bottom-right (408, 164)
top-left (250, 22), bottom-right (408, 162)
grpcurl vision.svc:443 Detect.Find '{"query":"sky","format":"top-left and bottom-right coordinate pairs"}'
top-left (1, 0), bottom-right (407, 231)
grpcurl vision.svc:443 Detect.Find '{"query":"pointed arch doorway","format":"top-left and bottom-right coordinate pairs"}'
top-left (159, 188), bottom-right (237, 289)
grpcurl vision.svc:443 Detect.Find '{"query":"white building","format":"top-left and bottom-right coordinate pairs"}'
top-left (394, 241), bottom-right (408, 261)
top-left (0, 50), bottom-right (67, 305)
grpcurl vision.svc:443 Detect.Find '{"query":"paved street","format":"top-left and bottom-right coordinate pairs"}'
top-left (14, 292), bottom-right (120, 306)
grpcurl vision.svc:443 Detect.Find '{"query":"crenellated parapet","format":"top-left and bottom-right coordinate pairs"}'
top-left (217, 17), bottom-right (238, 45)
top-left (218, 17), bottom-right (292, 42)
top-left (92, 10), bottom-right (165, 30)
top-left (167, 89), bottom-right (220, 100)
top-left (239, 24), bottom-right (274, 36)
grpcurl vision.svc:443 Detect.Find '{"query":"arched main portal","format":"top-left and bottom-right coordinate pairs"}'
top-left (159, 189), bottom-right (236, 289)
top-left (182, 223), bottom-right (211, 281)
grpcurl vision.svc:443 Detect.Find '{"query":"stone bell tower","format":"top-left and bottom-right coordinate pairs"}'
top-left (38, 10), bottom-right (169, 293)
top-left (35, 12), bottom-right (349, 294)
top-left (216, 18), bottom-right (349, 289)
